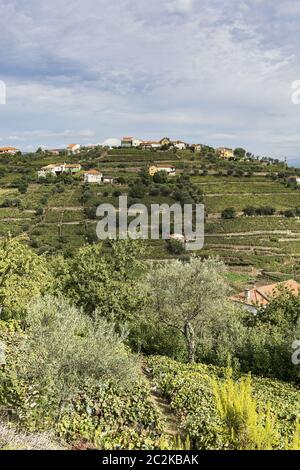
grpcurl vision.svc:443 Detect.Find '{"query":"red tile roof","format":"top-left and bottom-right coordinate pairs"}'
top-left (231, 279), bottom-right (300, 307)
top-left (85, 169), bottom-right (101, 175)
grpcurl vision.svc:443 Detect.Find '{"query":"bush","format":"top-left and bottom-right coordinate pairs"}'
top-left (14, 296), bottom-right (137, 422)
top-left (255, 206), bottom-right (276, 216)
top-left (221, 208), bottom-right (236, 219)
top-left (212, 370), bottom-right (278, 450)
top-left (166, 239), bottom-right (185, 255)
top-left (283, 210), bottom-right (295, 218)
top-left (243, 206), bottom-right (256, 216)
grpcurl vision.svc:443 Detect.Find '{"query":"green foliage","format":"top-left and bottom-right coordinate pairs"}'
top-left (212, 370), bottom-right (278, 449)
top-left (147, 356), bottom-right (300, 450)
top-left (166, 239), bottom-right (186, 255)
top-left (0, 237), bottom-right (52, 320)
top-left (0, 297), bottom-right (168, 450)
top-left (221, 207), bottom-right (236, 219)
top-left (62, 239), bottom-right (145, 322)
top-left (145, 258), bottom-right (229, 363)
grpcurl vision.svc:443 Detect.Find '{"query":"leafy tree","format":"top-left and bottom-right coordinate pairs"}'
top-left (256, 290), bottom-right (300, 329)
top-left (0, 237), bottom-right (52, 320)
top-left (63, 240), bottom-right (145, 322)
top-left (255, 206), bottom-right (276, 216)
top-left (221, 208), bottom-right (236, 219)
top-left (234, 148), bottom-right (246, 159)
top-left (145, 258), bottom-right (229, 363)
top-left (153, 172), bottom-right (168, 184)
top-left (129, 183), bottom-right (146, 199)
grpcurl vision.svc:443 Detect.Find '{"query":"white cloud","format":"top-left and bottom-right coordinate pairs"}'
top-left (100, 138), bottom-right (121, 147)
top-left (167, 0), bottom-right (194, 14)
top-left (0, 0), bottom-right (300, 163)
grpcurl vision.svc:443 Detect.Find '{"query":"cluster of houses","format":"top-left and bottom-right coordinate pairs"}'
top-left (0, 147), bottom-right (20, 155)
top-left (121, 137), bottom-right (238, 159)
top-left (38, 163), bottom-right (114, 184)
top-left (121, 137), bottom-right (202, 152)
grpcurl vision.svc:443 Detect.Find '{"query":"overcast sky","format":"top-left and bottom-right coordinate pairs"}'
top-left (1, 0), bottom-right (300, 164)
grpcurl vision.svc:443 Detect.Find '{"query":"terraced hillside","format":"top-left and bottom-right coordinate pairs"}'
top-left (0, 147), bottom-right (299, 284)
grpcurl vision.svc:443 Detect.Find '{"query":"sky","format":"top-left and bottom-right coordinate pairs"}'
top-left (1, 0), bottom-right (300, 164)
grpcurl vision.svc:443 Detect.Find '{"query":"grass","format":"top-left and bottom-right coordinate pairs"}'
top-left (204, 194), bottom-right (300, 213)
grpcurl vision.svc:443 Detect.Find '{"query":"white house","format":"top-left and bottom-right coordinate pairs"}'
top-left (84, 169), bottom-right (103, 184)
top-left (132, 138), bottom-right (143, 147)
top-left (149, 165), bottom-right (176, 177)
top-left (103, 176), bottom-right (115, 184)
top-left (173, 141), bottom-right (187, 150)
top-left (296, 177), bottom-right (300, 186)
top-left (67, 144), bottom-right (81, 155)
top-left (191, 144), bottom-right (202, 152)
top-left (38, 163), bottom-right (81, 178)
top-left (142, 141), bottom-right (162, 150)
top-left (38, 164), bottom-right (63, 178)
top-left (230, 280), bottom-right (300, 315)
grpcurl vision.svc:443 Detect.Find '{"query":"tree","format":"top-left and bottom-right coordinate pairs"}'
top-left (63, 240), bottom-right (145, 322)
top-left (234, 148), bottom-right (246, 159)
top-left (243, 206), bottom-right (256, 217)
top-left (5, 295), bottom-right (137, 422)
top-left (153, 172), bottom-right (168, 184)
top-left (0, 237), bottom-right (52, 320)
top-left (129, 182), bottom-right (146, 199)
top-left (221, 208), bottom-right (236, 219)
top-left (145, 258), bottom-right (229, 363)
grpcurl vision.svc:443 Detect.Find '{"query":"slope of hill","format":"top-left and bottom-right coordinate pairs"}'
top-left (0, 147), bottom-right (299, 287)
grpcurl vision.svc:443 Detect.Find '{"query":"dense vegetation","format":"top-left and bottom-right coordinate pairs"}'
top-left (0, 146), bottom-right (299, 450)
top-left (147, 357), bottom-right (299, 450)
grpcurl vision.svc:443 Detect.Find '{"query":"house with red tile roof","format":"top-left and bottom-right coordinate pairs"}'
top-left (67, 144), bottom-right (81, 154)
top-left (230, 279), bottom-right (300, 314)
top-left (84, 169), bottom-right (103, 184)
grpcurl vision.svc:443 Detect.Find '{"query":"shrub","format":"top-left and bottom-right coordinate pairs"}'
top-left (212, 370), bottom-right (278, 450)
top-left (17, 296), bottom-right (138, 422)
top-left (166, 239), bottom-right (185, 255)
top-left (255, 206), bottom-right (276, 216)
top-left (243, 206), bottom-right (256, 216)
top-left (221, 208), bottom-right (236, 219)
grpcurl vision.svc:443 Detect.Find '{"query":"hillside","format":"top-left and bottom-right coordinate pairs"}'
top-left (0, 147), bottom-right (300, 289)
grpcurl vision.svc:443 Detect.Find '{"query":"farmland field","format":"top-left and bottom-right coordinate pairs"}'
top-left (0, 148), bottom-right (299, 281)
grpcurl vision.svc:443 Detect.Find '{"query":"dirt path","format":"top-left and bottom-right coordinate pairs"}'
top-left (142, 364), bottom-right (181, 439)
top-left (206, 230), bottom-right (299, 237)
top-left (205, 192), bottom-right (294, 197)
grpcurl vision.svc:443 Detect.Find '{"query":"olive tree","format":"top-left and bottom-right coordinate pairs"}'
top-left (18, 295), bottom-right (138, 418)
top-left (146, 257), bottom-right (229, 363)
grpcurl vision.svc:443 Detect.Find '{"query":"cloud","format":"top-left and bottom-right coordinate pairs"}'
top-left (100, 138), bottom-right (121, 147)
top-left (0, 0), bottom-right (299, 163)
top-left (167, 0), bottom-right (194, 14)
